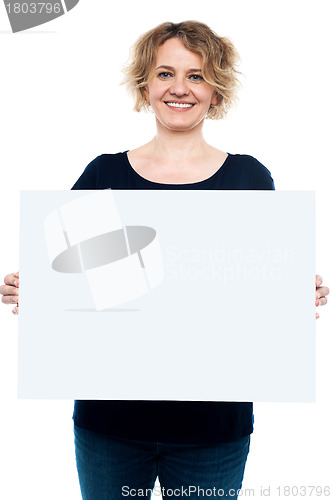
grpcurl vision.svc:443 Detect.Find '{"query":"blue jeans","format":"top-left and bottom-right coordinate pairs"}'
top-left (74, 424), bottom-right (250, 499)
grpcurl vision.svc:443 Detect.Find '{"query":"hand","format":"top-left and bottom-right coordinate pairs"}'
top-left (0, 272), bottom-right (19, 315)
top-left (315, 274), bottom-right (329, 319)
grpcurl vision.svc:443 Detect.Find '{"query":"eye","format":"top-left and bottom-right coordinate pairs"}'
top-left (158, 71), bottom-right (173, 79)
top-left (189, 74), bottom-right (203, 82)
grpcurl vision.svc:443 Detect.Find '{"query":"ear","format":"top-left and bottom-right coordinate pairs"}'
top-left (143, 85), bottom-right (150, 104)
top-left (211, 90), bottom-right (219, 106)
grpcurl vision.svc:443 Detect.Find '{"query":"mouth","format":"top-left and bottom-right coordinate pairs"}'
top-left (164, 102), bottom-right (195, 109)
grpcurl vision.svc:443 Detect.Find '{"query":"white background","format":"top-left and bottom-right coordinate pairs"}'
top-left (0, 0), bottom-right (331, 498)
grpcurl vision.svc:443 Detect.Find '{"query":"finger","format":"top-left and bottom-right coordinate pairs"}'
top-left (12, 306), bottom-right (19, 315)
top-left (317, 286), bottom-right (330, 297)
top-left (4, 273), bottom-right (19, 287)
top-left (0, 284), bottom-right (19, 296)
top-left (2, 294), bottom-right (19, 305)
top-left (315, 275), bottom-right (323, 287)
top-left (316, 286), bottom-right (330, 302)
top-left (318, 297), bottom-right (328, 307)
top-left (316, 312), bottom-right (319, 320)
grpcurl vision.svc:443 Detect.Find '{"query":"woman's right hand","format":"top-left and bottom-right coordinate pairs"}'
top-left (0, 272), bottom-right (19, 315)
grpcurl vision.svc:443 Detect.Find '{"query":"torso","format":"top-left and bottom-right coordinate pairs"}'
top-left (127, 146), bottom-right (228, 185)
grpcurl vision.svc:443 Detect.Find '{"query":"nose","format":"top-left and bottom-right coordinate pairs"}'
top-left (169, 75), bottom-right (190, 97)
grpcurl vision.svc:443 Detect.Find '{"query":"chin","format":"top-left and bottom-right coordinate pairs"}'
top-left (156, 116), bottom-right (204, 133)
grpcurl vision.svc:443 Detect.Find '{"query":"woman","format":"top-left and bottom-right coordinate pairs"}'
top-left (1, 21), bottom-right (329, 500)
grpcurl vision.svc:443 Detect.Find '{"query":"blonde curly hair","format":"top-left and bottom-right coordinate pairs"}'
top-left (121, 21), bottom-right (241, 120)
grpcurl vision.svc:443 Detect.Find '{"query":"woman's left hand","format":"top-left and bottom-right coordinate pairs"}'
top-left (315, 275), bottom-right (329, 319)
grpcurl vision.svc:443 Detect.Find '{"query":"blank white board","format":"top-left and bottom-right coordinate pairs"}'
top-left (18, 190), bottom-right (315, 401)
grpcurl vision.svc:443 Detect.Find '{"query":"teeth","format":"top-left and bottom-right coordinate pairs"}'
top-left (166, 102), bottom-right (194, 108)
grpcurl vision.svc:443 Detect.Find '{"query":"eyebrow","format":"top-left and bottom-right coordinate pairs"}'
top-left (155, 65), bottom-right (202, 72)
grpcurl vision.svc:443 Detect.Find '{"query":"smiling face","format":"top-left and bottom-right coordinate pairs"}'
top-left (144, 37), bottom-right (218, 133)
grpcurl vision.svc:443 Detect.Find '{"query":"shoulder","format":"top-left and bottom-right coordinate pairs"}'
top-left (89, 152), bottom-right (126, 174)
top-left (229, 153), bottom-right (272, 175)
top-left (227, 153), bottom-right (275, 190)
top-left (71, 152), bottom-right (127, 190)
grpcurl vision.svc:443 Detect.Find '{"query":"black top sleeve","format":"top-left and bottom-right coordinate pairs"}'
top-left (71, 156), bottom-right (101, 190)
top-left (220, 154), bottom-right (275, 190)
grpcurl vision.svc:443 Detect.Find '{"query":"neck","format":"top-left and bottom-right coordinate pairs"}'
top-left (149, 118), bottom-right (211, 161)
